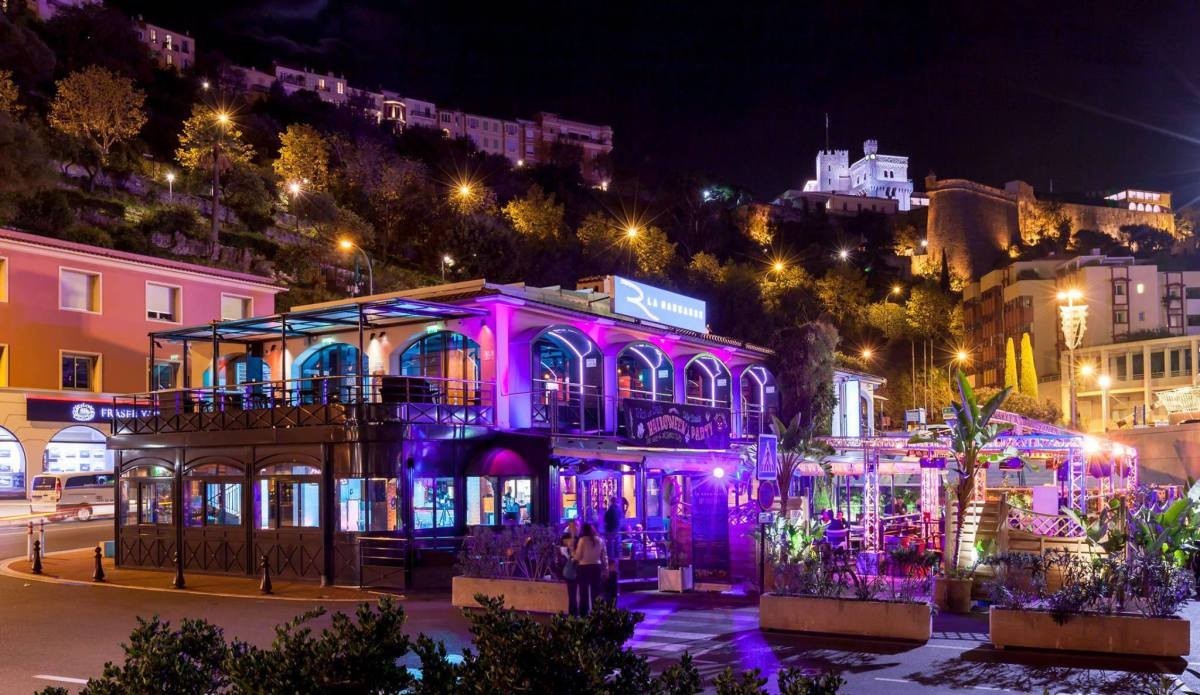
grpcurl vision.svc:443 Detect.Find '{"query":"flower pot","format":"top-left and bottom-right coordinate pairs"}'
top-left (658, 565), bottom-right (694, 592)
top-left (760, 594), bottom-right (932, 642)
top-left (451, 576), bottom-right (570, 614)
top-left (934, 576), bottom-right (973, 613)
top-left (989, 607), bottom-right (1190, 657)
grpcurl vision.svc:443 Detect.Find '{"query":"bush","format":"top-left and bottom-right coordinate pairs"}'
top-left (60, 223), bottom-right (113, 248)
top-left (15, 189), bottom-right (75, 235)
top-left (223, 229), bottom-right (281, 257)
top-left (457, 524), bottom-right (563, 580)
top-left (136, 204), bottom-right (203, 240)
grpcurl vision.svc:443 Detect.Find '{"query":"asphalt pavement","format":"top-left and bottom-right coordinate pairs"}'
top-left (0, 523), bottom-right (1195, 694)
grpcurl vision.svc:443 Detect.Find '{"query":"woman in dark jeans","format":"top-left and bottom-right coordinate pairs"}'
top-left (572, 522), bottom-right (607, 616)
top-left (560, 520), bottom-right (579, 615)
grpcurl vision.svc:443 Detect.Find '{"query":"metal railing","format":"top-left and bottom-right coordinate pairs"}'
top-left (112, 374), bottom-right (495, 435)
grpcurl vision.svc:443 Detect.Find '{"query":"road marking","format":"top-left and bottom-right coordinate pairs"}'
top-left (875, 677), bottom-right (914, 684)
top-left (627, 640), bottom-right (691, 653)
top-left (35, 675), bottom-right (88, 685)
top-left (635, 628), bottom-right (722, 640)
top-left (927, 643), bottom-right (973, 650)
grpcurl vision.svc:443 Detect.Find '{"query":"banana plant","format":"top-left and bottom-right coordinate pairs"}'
top-left (1065, 496), bottom-right (1128, 556)
top-left (911, 369), bottom-right (1010, 576)
top-left (1128, 480), bottom-right (1200, 566)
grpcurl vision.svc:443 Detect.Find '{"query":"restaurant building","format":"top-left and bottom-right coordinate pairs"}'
top-left (0, 228), bottom-right (280, 501)
top-left (109, 276), bottom-right (881, 586)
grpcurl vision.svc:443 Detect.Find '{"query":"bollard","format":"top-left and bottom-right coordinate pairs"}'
top-left (31, 539), bottom-right (42, 575)
top-left (26, 521), bottom-right (32, 562)
top-left (259, 554), bottom-right (272, 595)
top-left (92, 546), bottom-right (106, 582)
top-left (172, 551), bottom-right (185, 589)
top-left (38, 518), bottom-right (46, 555)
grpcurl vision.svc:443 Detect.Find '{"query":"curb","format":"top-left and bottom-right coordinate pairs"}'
top-left (0, 548), bottom-right (390, 603)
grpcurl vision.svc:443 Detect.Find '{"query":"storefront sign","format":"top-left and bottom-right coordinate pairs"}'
top-left (612, 276), bottom-right (707, 333)
top-left (691, 481), bottom-right (730, 581)
top-left (623, 400), bottom-right (729, 449)
top-left (26, 397), bottom-right (156, 424)
top-left (756, 434), bottom-right (779, 480)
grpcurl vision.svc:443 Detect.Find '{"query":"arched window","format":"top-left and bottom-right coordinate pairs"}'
top-left (399, 331), bottom-right (481, 404)
top-left (532, 327), bottom-right (603, 432)
top-left (185, 462), bottom-right (243, 527)
top-left (294, 342), bottom-right (363, 404)
top-left (740, 365), bottom-right (779, 435)
top-left (45, 425), bottom-right (111, 473)
top-left (0, 427), bottom-right (25, 498)
top-left (204, 354), bottom-right (272, 388)
top-left (119, 463), bottom-right (173, 527)
top-left (254, 462), bottom-right (320, 529)
top-left (685, 354), bottom-right (731, 408)
top-left (616, 342), bottom-right (673, 402)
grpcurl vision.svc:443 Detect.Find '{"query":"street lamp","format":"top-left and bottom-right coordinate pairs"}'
top-left (948, 349), bottom-right (969, 384)
top-left (441, 254), bottom-right (455, 282)
top-left (837, 248), bottom-right (850, 261)
top-left (625, 225), bottom-right (639, 239)
top-left (1057, 288), bottom-right (1088, 430)
top-left (338, 239), bottom-right (374, 296)
top-left (210, 111), bottom-right (232, 244)
top-left (861, 348), bottom-right (873, 360)
top-left (1097, 373), bottom-right (1112, 432)
top-left (165, 172), bottom-right (175, 203)
top-left (772, 260), bottom-right (785, 273)
top-left (287, 181), bottom-right (303, 231)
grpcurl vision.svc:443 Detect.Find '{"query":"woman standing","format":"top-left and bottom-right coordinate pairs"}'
top-left (561, 520), bottom-right (580, 616)
top-left (572, 522), bottom-right (607, 616)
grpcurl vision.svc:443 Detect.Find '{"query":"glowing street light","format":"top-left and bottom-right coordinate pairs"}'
top-left (337, 239), bottom-right (374, 296)
top-left (837, 248), bottom-right (850, 261)
top-left (772, 260), bottom-right (786, 273)
top-left (1057, 288), bottom-right (1089, 430)
top-left (625, 225), bottom-right (640, 240)
top-left (891, 285), bottom-right (902, 295)
top-left (201, 79), bottom-right (210, 90)
top-left (441, 254), bottom-right (455, 282)
top-left (948, 349), bottom-right (970, 383)
top-left (165, 171), bottom-right (175, 203)
top-left (861, 348), bottom-right (874, 360)
top-left (1079, 362), bottom-right (1095, 378)
top-left (457, 183), bottom-right (473, 199)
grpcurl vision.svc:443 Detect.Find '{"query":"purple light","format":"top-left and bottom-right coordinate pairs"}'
top-left (713, 466), bottom-right (725, 479)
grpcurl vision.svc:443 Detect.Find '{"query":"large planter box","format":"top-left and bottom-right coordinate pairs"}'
top-left (989, 607), bottom-right (1191, 657)
top-left (658, 566), bottom-right (694, 592)
top-left (451, 576), bottom-right (569, 614)
top-left (760, 594), bottom-right (932, 642)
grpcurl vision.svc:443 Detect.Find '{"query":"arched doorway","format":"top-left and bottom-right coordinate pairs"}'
top-left (44, 425), bottom-right (111, 473)
top-left (397, 330), bottom-right (481, 404)
top-left (204, 354), bottom-right (272, 388)
top-left (0, 427), bottom-right (26, 498)
top-left (293, 342), bottom-right (363, 404)
top-left (685, 354), bottom-right (731, 409)
top-left (616, 342), bottom-right (673, 402)
top-left (532, 326), bottom-right (603, 432)
top-left (740, 365), bottom-right (779, 435)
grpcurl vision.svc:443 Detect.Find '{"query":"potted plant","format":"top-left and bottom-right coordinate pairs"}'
top-left (452, 525), bottom-right (571, 613)
top-left (916, 370), bottom-right (1009, 613)
top-left (657, 532), bottom-right (693, 592)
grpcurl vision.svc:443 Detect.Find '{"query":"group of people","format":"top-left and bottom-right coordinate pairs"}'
top-left (560, 519), bottom-right (619, 617)
top-left (818, 508), bottom-right (848, 530)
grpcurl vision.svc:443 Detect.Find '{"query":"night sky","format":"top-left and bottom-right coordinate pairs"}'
top-left (111, 0), bottom-right (1200, 205)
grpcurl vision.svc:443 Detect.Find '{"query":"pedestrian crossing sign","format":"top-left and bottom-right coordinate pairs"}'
top-left (756, 434), bottom-right (779, 480)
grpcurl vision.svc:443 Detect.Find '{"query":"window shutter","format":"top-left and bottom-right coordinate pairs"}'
top-left (61, 271), bottom-right (91, 310)
top-left (146, 284), bottom-right (174, 317)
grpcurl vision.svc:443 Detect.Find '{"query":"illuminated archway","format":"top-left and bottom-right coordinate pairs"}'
top-left (685, 353), bottom-right (731, 408)
top-left (740, 364), bottom-right (779, 434)
top-left (616, 342), bottom-right (673, 402)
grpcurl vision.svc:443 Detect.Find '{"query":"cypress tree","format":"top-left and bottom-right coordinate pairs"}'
top-left (1004, 337), bottom-right (1018, 391)
top-left (1020, 332), bottom-right (1039, 399)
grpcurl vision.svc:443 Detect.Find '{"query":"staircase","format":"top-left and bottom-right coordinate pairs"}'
top-left (954, 496), bottom-right (1003, 569)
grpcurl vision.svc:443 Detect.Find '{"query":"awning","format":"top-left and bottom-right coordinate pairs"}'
top-left (465, 447), bottom-right (536, 477)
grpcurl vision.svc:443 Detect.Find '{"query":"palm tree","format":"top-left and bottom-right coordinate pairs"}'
top-left (771, 413), bottom-right (833, 517)
top-left (918, 369), bottom-right (1009, 575)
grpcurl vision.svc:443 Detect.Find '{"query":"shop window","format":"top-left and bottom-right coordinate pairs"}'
top-left (60, 268), bottom-right (101, 313)
top-left (645, 476), bottom-right (663, 521)
top-left (466, 476), bottom-right (531, 525)
top-left (185, 464), bottom-right (242, 527)
top-left (45, 425), bottom-right (110, 473)
top-left (413, 477), bottom-right (455, 530)
top-left (118, 466), bottom-right (173, 526)
top-left (255, 463), bottom-right (320, 529)
top-left (337, 478), bottom-right (399, 532)
top-left (559, 474), bottom-right (579, 521)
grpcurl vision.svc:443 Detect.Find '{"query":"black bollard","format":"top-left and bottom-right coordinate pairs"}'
top-left (93, 546), bottom-right (106, 582)
top-left (172, 551), bottom-right (185, 589)
top-left (259, 554), bottom-right (272, 595)
top-left (31, 540), bottom-right (42, 575)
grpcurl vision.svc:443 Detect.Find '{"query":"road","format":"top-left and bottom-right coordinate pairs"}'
top-left (0, 523), bottom-right (1194, 694)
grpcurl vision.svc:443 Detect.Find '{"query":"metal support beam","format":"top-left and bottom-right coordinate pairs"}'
top-left (862, 447), bottom-right (879, 551)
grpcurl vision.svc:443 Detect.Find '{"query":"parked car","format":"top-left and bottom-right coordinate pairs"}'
top-left (29, 472), bottom-right (115, 521)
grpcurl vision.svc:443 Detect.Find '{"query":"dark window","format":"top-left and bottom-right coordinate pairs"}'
top-left (1187, 288), bottom-right (1200, 300)
top-left (1132, 353), bottom-right (1144, 379)
top-left (62, 354), bottom-right (94, 390)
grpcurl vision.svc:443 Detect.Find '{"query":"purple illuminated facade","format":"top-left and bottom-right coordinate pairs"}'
top-left (108, 278), bottom-right (881, 587)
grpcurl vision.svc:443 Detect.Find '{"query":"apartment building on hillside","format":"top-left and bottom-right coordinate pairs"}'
top-left (133, 17), bottom-right (195, 71)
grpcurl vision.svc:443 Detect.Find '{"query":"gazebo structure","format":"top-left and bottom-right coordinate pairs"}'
top-left (810, 410), bottom-right (1139, 553)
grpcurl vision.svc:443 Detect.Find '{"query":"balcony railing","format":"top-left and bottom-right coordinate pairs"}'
top-left (112, 375), bottom-right (495, 436)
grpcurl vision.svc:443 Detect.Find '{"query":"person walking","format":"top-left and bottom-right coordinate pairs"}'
top-left (561, 520), bottom-right (580, 616)
top-left (603, 497), bottom-right (621, 563)
top-left (573, 522), bottom-right (606, 617)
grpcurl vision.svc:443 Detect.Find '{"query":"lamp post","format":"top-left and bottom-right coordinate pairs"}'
top-left (211, 111), bottom-right (231, 245)
top-left (287, 181), bottom-right (302, 231)
top-left (338, 239), bottom-right (374, 296)
top-left (441, 254), bottom-right (454, 282)
top-left (1097, 373), bottom-right (1112, 432)
top-left (1057, 289), bottom-right (1088, 430)
top-left (947, 349), bottom-right (969, 385)
top-left (165, 172), bottom-right (175, 203)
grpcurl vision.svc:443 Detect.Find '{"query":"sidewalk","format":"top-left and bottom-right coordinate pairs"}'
top-left (1, 547), bottom-right (384, 601)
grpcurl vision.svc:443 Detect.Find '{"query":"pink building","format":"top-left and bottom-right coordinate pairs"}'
top-left (0, 228), bottom-right (281, 499)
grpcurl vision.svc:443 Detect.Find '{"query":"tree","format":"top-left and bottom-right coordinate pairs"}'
top-left (687, 251), bottom-right (723, 284)
top-left (1019, 332), bottom-right (1038, 399)
top-left (1004, 337), bottom-right (1018, 391)
top-left (815, 266), bottom-right (870, 326)
top-left (631, 224), bottom-right (676, 279)
top-left (273, 123), bottom-right (330, 191)
top-left (1121, 224), bottom-right (1175, 256)
top-left (0, 15), bottom-right (55, 90)
top-left (924, 371), bottom-right (1009, 575)
top-left (502, 184), bottom-right (564, 240)
top-left (48, 66), bottom-right (146, 182)
top-left (0, 114), bottom-right (52, 200)
top-left (738, 204), bottom-right (774, 246)
top-left (865, 301), bottom-right (907, 342)
top-left (222, 164), bottom-right (275, 232)
top-left (176, 105), bottom-right (254, 249)
top-left (0, 69), bottom-right (18, 115)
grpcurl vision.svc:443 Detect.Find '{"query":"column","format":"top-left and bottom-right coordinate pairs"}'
top-left (729, 364), bottom-right (747, 438)
top-left (862, 449), bottom-right (879, 551)
top-left (1142, 344), bottom-right (1152, 424)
